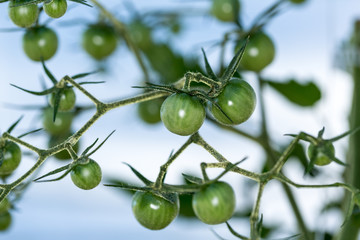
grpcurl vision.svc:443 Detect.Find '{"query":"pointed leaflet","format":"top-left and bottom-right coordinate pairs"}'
top-left (225, 222), bottom-right (248, 240)
top-left (329, 126), bottom-right (360, 142)
top-left (104, 182), bottom-right (149, 192)
top-left (123, 162), bottom-right (152, 185)
top-left (17, 128), bottom-right (42, 138)
top-left (10, 84), bottom-right (55, 96)
top-left (71, 71), bottom-right (99, 80)
top-left (220, 37), bottom-right (248, 82)
top-left (41, 60), bottom-right (58, 84)
top-left (33, 164), bottom-right (71, 182)
top-left (86, 130), bottom-right (115, 157)
top-left (6, 116), bottom-right (23, 133)
top-left (78, 81), bottom-right (105, 85)
top-left (182, 173), bottom-right (203, 185)
top-left (201, 48), bottom-right (218, 81)
top-left (69, 0), bottom-right (92, 7)
top-left (317, 127), bottom-right (325, 138)
top-left (52, 88), bottom-right (63, 122)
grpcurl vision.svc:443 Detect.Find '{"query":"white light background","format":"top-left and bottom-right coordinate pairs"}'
top-left (0, 0), bottom-right (359, 239)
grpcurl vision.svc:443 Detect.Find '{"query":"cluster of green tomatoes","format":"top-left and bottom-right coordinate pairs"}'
top-left (7, 0), bottom-right (120, 62)
top-left (132, 181), bottom-right (236, 230)
top-left (43, 86), bottom-right (102, 190)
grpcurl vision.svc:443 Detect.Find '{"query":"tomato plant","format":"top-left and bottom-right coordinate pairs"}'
top-left (132, 191), bottom-right (179, 230)
top-left (49, 88), bottom-right (76, 112)
top-left (211, 78), bottom-right (256, 126)
top-left (137, 98), bottom-right (163, 124)
top-left (160, 93), bottom-right (205, 136)
top-left (0, 141), bottom-right (21, 176)
top-left (0, 212), bottom-right (11, 231)
top-left (23, 26), bottom-right (58, 61)
top-left (307, 142), bottom-right (335, 166)
top-left (211, 0), bottom-right (240, 22)
top-left (70, 159), bottom-right (102, 190)
top-left (8, 1), bottom-right (38, 28)
top-left (237, 31), bottom-right (275, 72)
top-left (43, 0), bottom-right (68, 19)
top-left (192, 181), bottom-right (236, 225)
top-left (82, 24), bottom-right (118, 60)
top-left (42, 108), bottom-right (73, 136)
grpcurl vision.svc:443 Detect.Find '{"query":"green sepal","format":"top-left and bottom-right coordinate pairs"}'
top-left (85, 130), bottom-right (115, 157)
top-left (181, 173), bottom-right (203, 185)
top-left (201, 48), bottom-right (218, 81)
top-left (220, 37), bottom-right (248, 83)
top-left (71, 70), bottom-right (99, 80)
top-left (41, 59), bottom-right (58, 84)
top-left (33, 164), bottom-right (72, 182)
top-left (10, 84), bottom-right (55, 96)
top-left (123, 162), bottom-right (152, 186)
top-left (6, 116), bottom-right (23, 134)
top-left (225, 222), bottom-right (249, 240)
top-left (68, 0), bottom-right (91, 7)
top-left (17, 128), bottom-right (42, 138)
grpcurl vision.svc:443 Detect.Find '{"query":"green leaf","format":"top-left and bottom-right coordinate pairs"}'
top-left (265, 79), bottom-right (321, 107)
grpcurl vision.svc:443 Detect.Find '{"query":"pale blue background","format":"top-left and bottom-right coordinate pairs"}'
top-left (0, 0), bottom-right (359, 239)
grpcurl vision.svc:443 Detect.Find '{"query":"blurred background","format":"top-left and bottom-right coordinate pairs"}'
top-left (0, 0), bottom-right (359, 239)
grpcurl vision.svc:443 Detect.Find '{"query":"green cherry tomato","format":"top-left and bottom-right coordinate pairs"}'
top-left (8, 1), bottom-right (38, 28)
top-left (44, 0), bottom-right (67, 19)
top-left (0, 141), bottom-right (22, 176)
top-left (192, 181), bottom-right (236, 225)
top-left (23, 26), bottom-right (58, 61)
top-left (211, 78), bottom-right (256, 126)
top-left (42, 108), bottom-right (73, 136)
top-left (129, 21), bottom-right (153, 50)
top-left (236, 31), bottom-right (275, 72)
top-left (160, 93), bottom-right (205, 136)
top-left (137, 98), bottom-right (163, 124)
top-left (48, 133), bottom-right (80, 160)
top-left (49, 88), bottom-right (76, 112)
top-left (0, 212), bottom-right (11, 231)
top-left (0, 198), bottom-right (10, 214)
top-left (211, 0), bottom-right (240, 22)
top-left (307, 142), bottom-right (335, 166)
top-left (82, 24), bottom-right (118, 60)
top-left (132, 191), bottom-right (179, 230)
top-left (70, 159), bottom-right (102, 190)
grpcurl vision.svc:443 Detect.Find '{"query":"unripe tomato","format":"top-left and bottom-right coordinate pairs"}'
top-left (307, 142), bottom-right (335, 166)
top-left (44, 0), bottom-right (67, 19)
top-left (23, 27), bottom-right (58, 61)
top-left (137, 98), bottom-right (163, 124)
top-left (211, 78), bottom-right (256, 126)
top-left (236, 31), bottom-right (275, 72)
top-left (0, 141), bottom-right (22, 176)
top-left (42, 108), bottom-right (73, 136)
top-left (128, 21), bottom-right (152, 50)
top-left (160, 93), bottom-right (205, 136)
top-left (8, 1), bottom-right (38, 28)
top-left (49, 88), bottom-right (76, 112)
top-left (192, 181), bottom-right (236, 225)
top-left (0, 198), bottom-right (10, 214)
top-left (70, 159), bottom-right (102, 190)
top-left (48, 133), bottom-right (80, 160)
top-left (0, 212), bottom-right (11, 231)
top-left (82, 24), bottom-right (118, 60)
top-left (211, 0), bottom-right (240, 22)
top-left (132, 191), bottom-right (179, 230)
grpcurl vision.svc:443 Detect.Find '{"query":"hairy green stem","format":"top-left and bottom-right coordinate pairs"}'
top-left (250, 182), bottom-right (266, 240)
